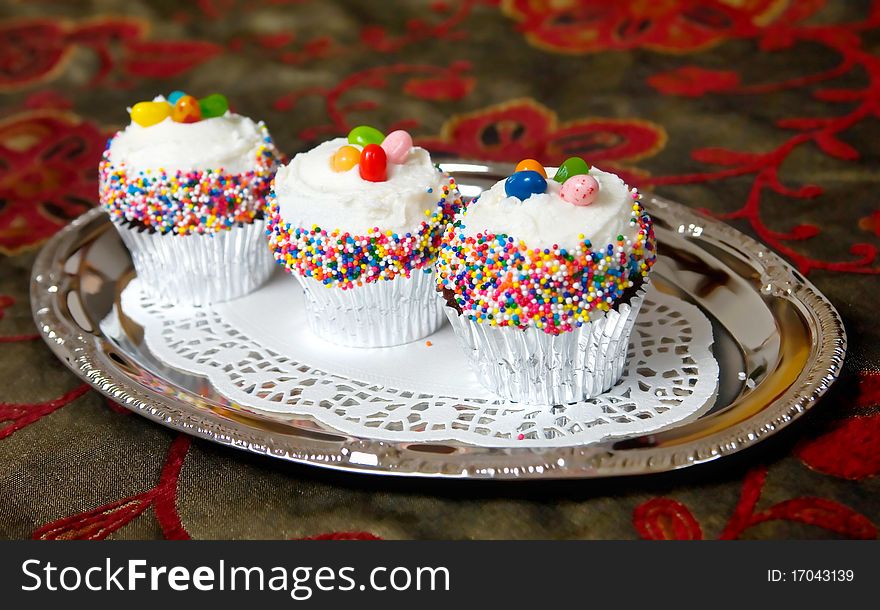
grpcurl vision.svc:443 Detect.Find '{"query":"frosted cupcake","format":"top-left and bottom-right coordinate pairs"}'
top-left (99, 92), bottom-right (282, 305)
top-left (437, 158), bottom-right (656, 404)
top-left (268, 125), bottom-right (462, 347)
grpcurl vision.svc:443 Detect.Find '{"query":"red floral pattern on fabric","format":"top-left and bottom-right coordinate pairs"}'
top-left (104, 399), bottom-right (133, 416)
top-left (0, 18), bottom-right (220, 90)
top-left (0, 294), bottom-right (39, 342)
top-left (647, 67), bottom-right (741, 97)
top-left (796, 417), bottom-right (880, 481)
top-left (196, 0), bottom-right (309, 21)
top-left (639, 4), bottom-right (880, 275)
top-left (33, 435), bottom-right (192, 540)
top-left (298, 532), bottom-right (383, 540)
top-left (795, 372), bottom-right (880, 480)
top-left (860, 211), bottom-right (880, 237)
top-left (0, 110), bottom-right (107, 254)
top-left (225, 0), bottom-right (482, 62)
top-left (403, 74), bottom-right (475, 101)
top-left (501, 0), bottom-right (823, 55)
top-left (0, 385), bottom-right (90, 441)
top-left (32, 434), bottom-right (383, 540)
top-left (635, 466), bottom-right (877, 540)
top-left (633, 498), bottom-right (703, 540)
top-left (273, 62), bottom-right (476, 142)
top-left (418, 98), bottom-right (666, 184)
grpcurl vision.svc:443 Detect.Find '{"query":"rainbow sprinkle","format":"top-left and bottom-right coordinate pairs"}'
top-left (436, 188), bottom-right (656, 335)
top-left (266, 175), bottom-right (462, 289)
top-left (99, 123), bottom-right (281, 235)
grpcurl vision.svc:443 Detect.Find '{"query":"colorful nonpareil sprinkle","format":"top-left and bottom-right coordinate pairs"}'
top-left (436, 188), bottom-right (656, 335)
top-left (266, 175), bottom-right (462, 289)
top-left (99, 123), bottom-right (282, 235)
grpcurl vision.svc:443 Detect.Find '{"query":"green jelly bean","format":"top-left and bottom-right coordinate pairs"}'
top-left (198, 94), bottom-right (229, 119)
top-left (553, 156), bottom-right (591, 183)
top-left (348, 125), bottom-right (385, 147)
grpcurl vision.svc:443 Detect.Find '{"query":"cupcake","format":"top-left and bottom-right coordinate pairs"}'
top-left (437, 158), bottom-right (656, 404)
top-left (267, 126), bottom-right (462, 347)
top-left (99, 92), bottom-right (282, 305)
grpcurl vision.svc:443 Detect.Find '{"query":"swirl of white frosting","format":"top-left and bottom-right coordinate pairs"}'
top-left (273, 137), bottom-right (449, 235)
top-left (460, 167), bottom-right (636, 250)
top-left (107, 111), bottom-right (269, 175)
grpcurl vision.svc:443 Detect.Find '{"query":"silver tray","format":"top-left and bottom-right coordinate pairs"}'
top-left (30, 160), bottom-right (846, 479)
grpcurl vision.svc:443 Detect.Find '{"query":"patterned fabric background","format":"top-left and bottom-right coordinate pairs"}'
top-left (1, 0), bottom-right (878, 539)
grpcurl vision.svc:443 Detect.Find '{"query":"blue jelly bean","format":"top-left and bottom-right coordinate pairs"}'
top-left (504, 170), bottom-right (547, 200)
top-left (168, 90), bottom-right (186, 104)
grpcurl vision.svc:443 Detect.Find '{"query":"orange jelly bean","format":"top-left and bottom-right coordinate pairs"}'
top-left (331, 145), bottom-right (361, 172)
top-left (172, 95), bottom-right (202, 123)
top-left (515, 158), bottom-right (547, 178)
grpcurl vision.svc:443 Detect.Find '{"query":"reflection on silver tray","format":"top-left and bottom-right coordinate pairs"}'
top-left (30, 160), bottom-right (846, 479)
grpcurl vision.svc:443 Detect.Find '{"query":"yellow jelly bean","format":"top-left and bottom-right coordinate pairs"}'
top-left (514, 158), bottom-right (547, 178)
top-left (130, 101), bottom-right (171, 127)
top-left (331, 145), bottom-right (360, 172)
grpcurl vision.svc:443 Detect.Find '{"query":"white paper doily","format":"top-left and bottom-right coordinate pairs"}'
top-left (114, 272), bottom-right (719, 448)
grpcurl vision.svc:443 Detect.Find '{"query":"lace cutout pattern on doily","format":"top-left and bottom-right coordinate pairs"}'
top-left (120, 282), bottom-right (718, 448)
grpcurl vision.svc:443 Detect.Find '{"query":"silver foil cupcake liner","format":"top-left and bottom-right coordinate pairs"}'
top-left (113, 218), bottom-right (275, 306)
top-left (444, 283), bottom-right (649, 404)
top-left (295, 270), bottom-right (445, 348)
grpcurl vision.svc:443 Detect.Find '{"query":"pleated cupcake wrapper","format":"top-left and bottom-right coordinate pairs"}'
top-left (114, 218), bottom-right (275, 306)
top-left (295, 270), bottom-right (445, 348)
top-left (444, 282), bottom-right (649, 405)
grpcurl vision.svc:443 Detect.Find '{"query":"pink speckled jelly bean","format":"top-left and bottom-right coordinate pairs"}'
top-left (380, 130), bottom-right (413, 164)
top-left (560, 174), bottom-right (600, 206)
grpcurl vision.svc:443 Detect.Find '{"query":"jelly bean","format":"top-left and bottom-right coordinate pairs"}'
top-left (359, 144), bottom-right (387, 182)
top-left (514, 158), bottom-right (546, 178)
top-left (198, 93), bottom-right (229, 118)
top-left (381, 130), bottom-right (413, 164)
top-left (332, 145), bottom-right (361, 172)
top-left (552, 156), bottom-right (591, 183)
top-left (172, 95), bottom-right (202, 123)
top-left (560, 174), bottom-right (600, 206)
top-left (504, 170), bottom-right (547, 200)
top-left (348, 125), bottom-right (384, 147)
top-left (130, 101), bottom-right (171, 127)
top-left (167, 90), bottom-right (186, 105)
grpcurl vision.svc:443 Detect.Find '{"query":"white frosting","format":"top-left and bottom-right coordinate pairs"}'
top-left (107, 112), bottom-right (267, 174)
top-left (273, 137), bottom-right (448, 235)
top-left (460, 167), bottom-right (635, 250)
